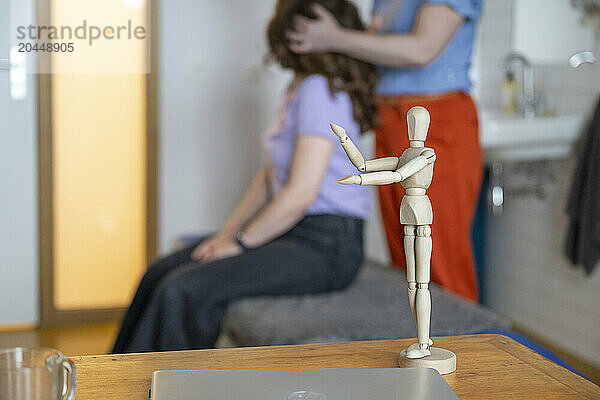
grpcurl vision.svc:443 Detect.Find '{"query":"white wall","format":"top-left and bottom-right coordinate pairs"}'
top-left (158, 0), bottom-right (290, 252)
top-left (0, 0), bottom-right (38, 326)
top-left (360, 135), bottom-right (391, 265)
top-left (352, 0), bottom-right (392, 265)
top-left (158, 0), bottom-right (391, 264)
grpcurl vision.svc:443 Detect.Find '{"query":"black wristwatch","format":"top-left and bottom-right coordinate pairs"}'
top-left (235, 231), bottom-right (252, 252)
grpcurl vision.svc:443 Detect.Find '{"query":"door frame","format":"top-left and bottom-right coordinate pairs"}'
top-left (37, 0), bottom-right (159, 327)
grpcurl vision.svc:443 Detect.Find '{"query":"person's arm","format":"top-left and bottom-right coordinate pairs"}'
top-left (237, 135), bottom-right (334, 248)
top-left (194, 135), bottom-right (334, 261)
top-left (287, 3), bottom-right (463, 68)
top-left (220, 166), bottom-right (271, 237)
top-left (191, 166), bottom-right (270, 261)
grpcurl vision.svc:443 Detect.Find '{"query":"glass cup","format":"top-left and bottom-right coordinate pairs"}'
top-left (0, 347), bottom-right (76, 400)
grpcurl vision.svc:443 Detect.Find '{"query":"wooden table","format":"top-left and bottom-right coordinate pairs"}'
top-left (72, 334), bottom-right (599, 399)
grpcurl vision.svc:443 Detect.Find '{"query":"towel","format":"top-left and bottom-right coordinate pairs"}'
top-left (565, 95), bottom-right (600, 275)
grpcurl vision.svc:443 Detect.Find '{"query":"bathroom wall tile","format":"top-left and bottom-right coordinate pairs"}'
top-left (573, 63), bottom-right (599, 87)
top-left (476, 0), bottom-right (513, 112)
top-left (483, 0), bottom-right (513, 14)
top-left (564, 66), bottom-right (592, 90)
top-left (481, 17), bottom-right (512, 35)
top-left (537, 295), bottom-right (599, 344)
top-left (542, 272), bottom-right (600, 316)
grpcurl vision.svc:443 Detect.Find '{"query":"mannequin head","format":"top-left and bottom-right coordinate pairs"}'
top-left (407, 106), bottom-right (430, 146)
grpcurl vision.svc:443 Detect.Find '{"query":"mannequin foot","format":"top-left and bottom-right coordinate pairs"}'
top-left (398, 347), bottom-right (457, 374)
top-left (406, 343), bottom-right (431, 359)
top-left (407, 339), bottom-right (433, 353)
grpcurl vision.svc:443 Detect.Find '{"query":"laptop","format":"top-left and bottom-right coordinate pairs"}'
top-left (150, 368), bottom-right (458, 399)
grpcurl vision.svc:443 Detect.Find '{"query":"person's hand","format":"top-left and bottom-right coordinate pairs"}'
top-left (286, 4), bottom-right (343, 54)
top-left (191, 232), bottom-right (242, 263)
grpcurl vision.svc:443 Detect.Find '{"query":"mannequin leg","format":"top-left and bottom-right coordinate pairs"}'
top-left (405, 225), bottom-right (433, 354)
top-left (407, 225), bottom-right (432, 359)
top-left (404, 225), bottom-right (417, 327)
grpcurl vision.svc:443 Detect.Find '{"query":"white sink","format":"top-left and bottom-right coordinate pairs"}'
top-left (479, 110), bottom-right (586, 162)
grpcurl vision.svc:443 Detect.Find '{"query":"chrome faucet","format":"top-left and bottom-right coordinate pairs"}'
top-left (502, 52), bottom-right (535, 119)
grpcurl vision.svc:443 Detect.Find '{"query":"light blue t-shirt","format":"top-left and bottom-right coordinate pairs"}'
top-left (265, 74), bottom-right (372, 220)
top-left (373, 0), bottom-right (482, 95)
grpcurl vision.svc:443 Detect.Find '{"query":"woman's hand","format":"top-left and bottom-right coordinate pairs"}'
top-left (287, 4), bottom-right (343, 53)
top-left (191, 232), bottom-right (242, 263)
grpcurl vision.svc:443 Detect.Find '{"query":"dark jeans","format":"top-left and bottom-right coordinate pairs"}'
top-left (112, 214), bottom-right (364, 353)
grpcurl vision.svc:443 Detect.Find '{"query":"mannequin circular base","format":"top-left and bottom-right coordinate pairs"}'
top-left (398, 347), bottom-right (456, 375)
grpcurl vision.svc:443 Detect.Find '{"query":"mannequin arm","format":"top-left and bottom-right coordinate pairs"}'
top-left (240, 135), bottom-right (334, 247)
top-left (366, 157), bottom-right (401, 172)
top-left (330, 123), bottom-right (399, 172)
top-left (330, 123), bottom-right (366, 170)
top-left (395, 155), bottom-right (431, 180)
top-left (338, 150), bottom-right (435, 186)
top-left (337, 171), bottom-right (402, 186)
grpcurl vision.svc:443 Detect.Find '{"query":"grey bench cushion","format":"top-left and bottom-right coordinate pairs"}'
top-left (219, 262), bottom-right (510, 346)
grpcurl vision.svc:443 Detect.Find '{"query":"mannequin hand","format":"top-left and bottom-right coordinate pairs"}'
top-left (286, 4), bottom-right (343, 53)
top-left (191, 232), bottom-right (242, 262)
top-left (336, 175), bottom-right (361, 185)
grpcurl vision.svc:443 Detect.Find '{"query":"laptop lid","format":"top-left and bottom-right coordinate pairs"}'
top-left (151, 368), bottom-right (458, 400)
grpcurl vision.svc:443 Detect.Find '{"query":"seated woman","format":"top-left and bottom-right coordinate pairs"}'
top-left (112, 0), bottom-right (378, 353)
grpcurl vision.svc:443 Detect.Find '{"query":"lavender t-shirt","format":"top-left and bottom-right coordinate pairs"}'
top-left (265, 74), bottom-right (372, 220)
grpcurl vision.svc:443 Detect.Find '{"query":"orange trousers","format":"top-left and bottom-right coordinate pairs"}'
top-left (375, 92), bottom-right (482, 302)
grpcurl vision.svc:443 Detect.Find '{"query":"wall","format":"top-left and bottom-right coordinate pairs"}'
top-left (0, 0), bottom-right (38, 326)
top-left (472, 0), bottom-right (514, 108)
top-left (361, 135), bottom-right (392, 265)
top-left (477, 0), bottom-right (600, 368)
top-left (158, 0), bottom-right (287, 252)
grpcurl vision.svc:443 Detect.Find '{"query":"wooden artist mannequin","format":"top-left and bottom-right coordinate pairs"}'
top-left (331, 106), bottom-right (456, 374)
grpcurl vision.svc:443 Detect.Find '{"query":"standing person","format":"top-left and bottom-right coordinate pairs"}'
top-left (112, 0), bottom-right (377, 353)
top-left (287, 0), bottom-right (483, 301)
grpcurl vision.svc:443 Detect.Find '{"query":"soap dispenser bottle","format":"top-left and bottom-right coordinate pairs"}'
top-left (501, 71), bottom-right (517, 114)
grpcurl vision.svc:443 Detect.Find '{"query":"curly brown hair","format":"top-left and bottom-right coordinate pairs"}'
top-left (267, 0), bottom-right (378, 133)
